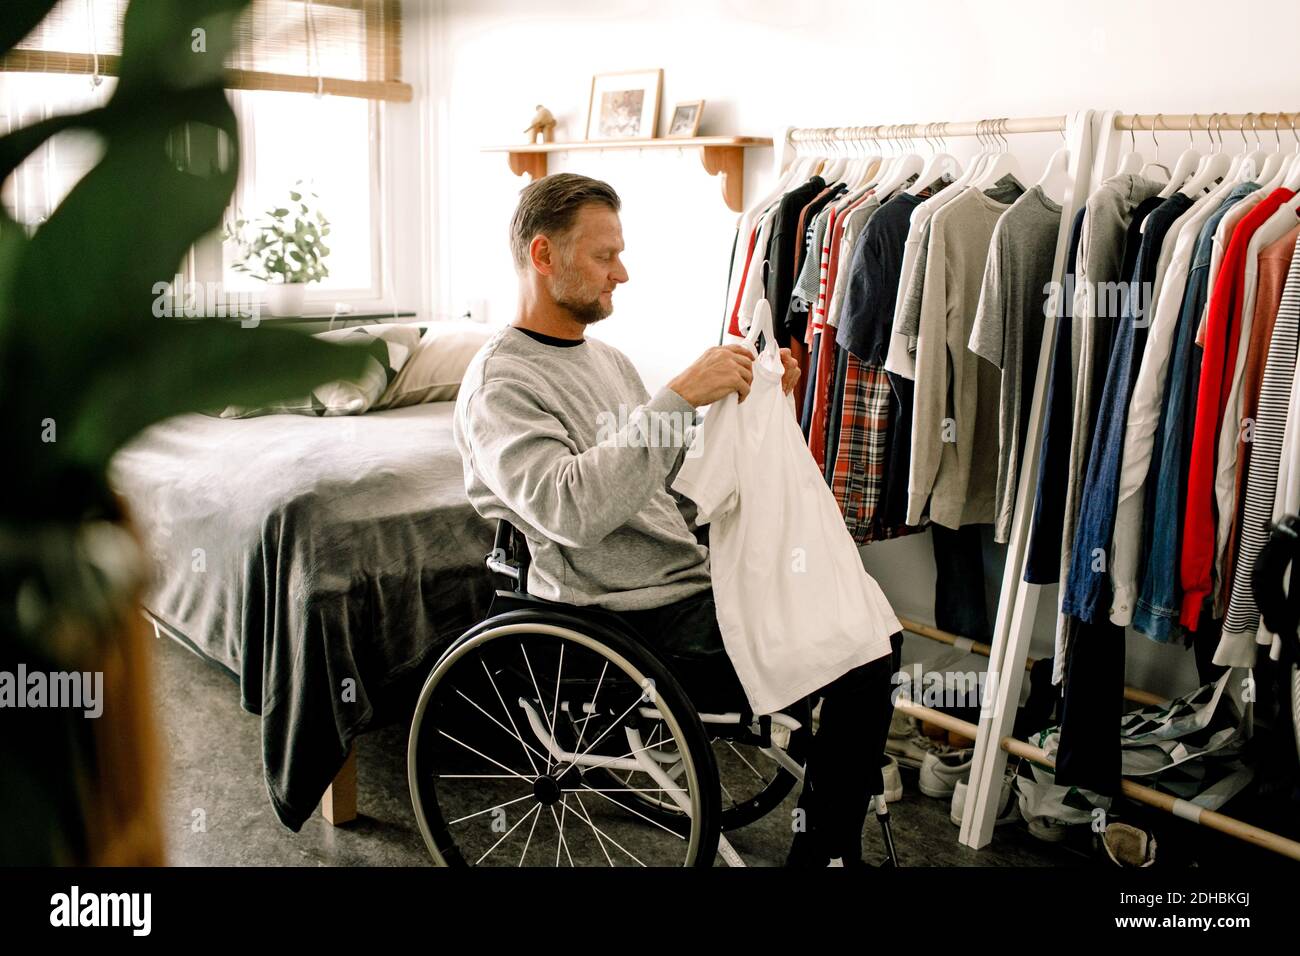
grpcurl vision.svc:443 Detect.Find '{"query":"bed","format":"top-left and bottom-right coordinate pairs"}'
top-left (110, 401), bottom-right (497, 831)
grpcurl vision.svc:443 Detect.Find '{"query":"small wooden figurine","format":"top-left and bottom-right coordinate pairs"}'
top-left (524, 105), bottom-right (557, 144)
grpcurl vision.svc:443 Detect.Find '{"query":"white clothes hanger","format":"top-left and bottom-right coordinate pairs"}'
top-left (906, 122), bottom-right (959, 196)
top-left (1255, 113), bottom-right (1287, 187)
top-left (818, 127), bottom-right (853, 185)
top-left (1237, 112), bottom-right (1268, 183)
top-left (961, 118), bottom-right (995, 185)
top-left (1156, 114), bottom-right (1201, 198)
top-left (972, 118), bottom-right (1023, 189)
top-left (914, 118), bottom-right (993, 213)
top-left (843, 127), bottom-right (883, 192)
top-left (1116, 120), bottom-right (1145, 176)
top-left (1278, 113), bottom-right (1300, 191)
top-left (1034, 123), bottom-right (1072, 205)
top-left (1180, 113), bottom-right (1232, 198)
top-left (852, 128), bottom-right (894, 192)
top-left (869, 124), bottom-right (923, 199)
top-left (1136, 115), bottom-right (1171, 184)
top-left (741, 128), bottom-right (813, 222)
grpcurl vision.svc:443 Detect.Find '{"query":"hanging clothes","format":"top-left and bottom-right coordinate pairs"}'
top-left (1217, 226), bottom-right (1300, 665)
top-left (1054, 191), bottom-right (1192, 795)
top-left (1051, 173), bottom-right (1164, 683)
top-left (1181, 187), bottom-right (1297, 630)
top-left (1108, 178), bottom-right (1257, 628)
top-left (1023, 206), bottom-right (1086, 583)
top-left (1133, 182), bottom-right (1261, 641)
top-left (1211, 197), bottom-right (1300, 620)
top-left (899, 179), bottom-right (1026, 529)
top-left (1063, 192), bottom-right (1192, 624)
top-left (968, 185), bottom-right (1064, 543)
top-left (830, 185), bottom-right (934, 542)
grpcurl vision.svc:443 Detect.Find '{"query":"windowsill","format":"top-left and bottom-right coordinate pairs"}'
top-left (214, 309), bottom-right (418, 329)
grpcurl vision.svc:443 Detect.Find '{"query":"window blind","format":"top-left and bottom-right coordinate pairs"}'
top-left (1, 0), bottom-right (410, 102)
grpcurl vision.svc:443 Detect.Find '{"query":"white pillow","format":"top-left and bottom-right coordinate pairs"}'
top-left (220, 322), bottom-right (423, 418)
top-left (373, 320), bottom-right (493, 409)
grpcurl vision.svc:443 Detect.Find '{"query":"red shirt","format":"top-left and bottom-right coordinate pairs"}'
top-left (1179, 187), bottom-right (1295, 628)
top-left (726, 222), bottom-right (761, 338)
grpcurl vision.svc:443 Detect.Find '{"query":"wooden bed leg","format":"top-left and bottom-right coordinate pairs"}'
top-left (322, 743), bottom-right (358, 826)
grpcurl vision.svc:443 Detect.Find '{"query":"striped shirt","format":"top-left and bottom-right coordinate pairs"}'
top-left (1218, 241), bottom-right (1300, 659)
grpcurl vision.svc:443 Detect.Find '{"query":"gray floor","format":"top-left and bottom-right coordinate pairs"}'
top-left (153, 632), bottom-right (1095, 867)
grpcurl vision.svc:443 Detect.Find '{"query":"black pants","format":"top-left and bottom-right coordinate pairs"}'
top-left (619, 588), bottom-right (902, 861)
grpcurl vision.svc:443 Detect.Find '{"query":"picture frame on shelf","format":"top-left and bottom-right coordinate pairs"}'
top-left (585, 68), bottom-right (663, 141)
top-left (667, 100), bottom-right (705, 138)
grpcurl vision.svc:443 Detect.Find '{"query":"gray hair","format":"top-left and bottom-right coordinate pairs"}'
top-left (509, 173), bottom-right (621, 272)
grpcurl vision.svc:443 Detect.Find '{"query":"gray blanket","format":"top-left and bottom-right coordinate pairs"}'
top-left (110, 402), bottom-right (496, 830)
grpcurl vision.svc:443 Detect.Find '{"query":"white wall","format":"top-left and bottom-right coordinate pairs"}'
top-left (400, 0), bottom-right (1299, 700)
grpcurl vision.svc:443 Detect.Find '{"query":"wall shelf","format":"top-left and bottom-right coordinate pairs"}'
top-left (482, 136), bottom-right (773, 212)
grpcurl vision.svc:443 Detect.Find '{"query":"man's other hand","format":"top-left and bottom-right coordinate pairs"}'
top-left (778, 347), bottom-right (799, 395)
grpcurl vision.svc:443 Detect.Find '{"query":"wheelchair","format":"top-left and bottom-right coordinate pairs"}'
top-left (407, 519), bottom-right (900, 867)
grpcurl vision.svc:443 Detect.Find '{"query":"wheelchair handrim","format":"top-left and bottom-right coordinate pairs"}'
top-left (407, 621), bottom-right (712, 866)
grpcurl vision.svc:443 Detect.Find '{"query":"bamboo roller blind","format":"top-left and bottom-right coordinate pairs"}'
top-left (2, 0), bottom-right (410, 102)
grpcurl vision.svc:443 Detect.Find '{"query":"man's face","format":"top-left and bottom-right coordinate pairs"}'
top-left (545, 204), bottom-right (628, 324)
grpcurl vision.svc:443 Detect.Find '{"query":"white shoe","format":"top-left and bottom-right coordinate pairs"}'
top-left (887, 730), bottom-right (951, 770)
top-left (949, 776), bottom-right (1018, 827)
top-left (1024, 813), bottom-right (1070, 843)
top-left (918, 748), bottom-right (973, 798)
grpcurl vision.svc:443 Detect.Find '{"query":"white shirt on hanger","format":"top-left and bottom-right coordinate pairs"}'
top-left (672, 299), bottom-right (900, 715)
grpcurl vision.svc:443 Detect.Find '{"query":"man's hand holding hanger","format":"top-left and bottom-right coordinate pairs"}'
top-left (667, 345), bottom-right (801, 408)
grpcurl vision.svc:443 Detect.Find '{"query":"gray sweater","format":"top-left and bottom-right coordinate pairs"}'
top-left (453, 325), bottom-right (713, 611)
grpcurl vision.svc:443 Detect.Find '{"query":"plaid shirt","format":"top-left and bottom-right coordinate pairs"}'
top-left (824, 357), bottom-right (889, 542)
top-left (826, 353), bottom-right (921, 543)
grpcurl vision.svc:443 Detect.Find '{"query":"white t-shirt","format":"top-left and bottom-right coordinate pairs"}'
top-left (671, 300), bottom-right (900, 715)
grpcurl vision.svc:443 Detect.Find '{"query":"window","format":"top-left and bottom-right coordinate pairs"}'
top-left (221, 89), bottom-right (380, 301)
top-left (0, 72), bottom-right (112, 228)
top-left (3, 0), bottom-right (409, 308)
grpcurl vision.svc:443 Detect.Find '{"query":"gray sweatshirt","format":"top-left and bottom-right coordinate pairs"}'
top-left (453, 325), bottom-right (713, 611)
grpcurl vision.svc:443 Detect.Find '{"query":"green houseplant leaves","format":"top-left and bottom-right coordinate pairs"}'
top-left (0, 0), bottom-right (371, 522)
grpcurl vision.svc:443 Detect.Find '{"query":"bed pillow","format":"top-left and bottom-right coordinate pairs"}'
top-left (220, 322), bottom-right (423, 418)
top-left (373, 320), bottom-right (493, 410)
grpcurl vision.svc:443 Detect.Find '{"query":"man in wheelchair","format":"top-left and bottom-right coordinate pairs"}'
top-left (451, 172), bottom-right (901, 866)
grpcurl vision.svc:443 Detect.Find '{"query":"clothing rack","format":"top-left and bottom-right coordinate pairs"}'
top-left (786, 115), bottom-right (1068, 147)
top-left (961, 109), bottom-right (1300, 861)
top-left (775, 110), bottom-right (1299, 862)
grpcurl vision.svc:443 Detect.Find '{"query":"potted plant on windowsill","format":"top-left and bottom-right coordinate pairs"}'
top-left (225, 183), bottom-right (331, 317)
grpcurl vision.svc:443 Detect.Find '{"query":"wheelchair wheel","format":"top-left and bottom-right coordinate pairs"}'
top-left (597, 699), bottom-right (812, 831)
top-left (408, 611), bottom-right (721, 866)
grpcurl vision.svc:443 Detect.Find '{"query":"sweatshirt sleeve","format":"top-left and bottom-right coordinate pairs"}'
top-left (461, 378), bottom-right (697, 549)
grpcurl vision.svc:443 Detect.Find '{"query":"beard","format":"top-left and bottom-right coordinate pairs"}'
top-left (551, 265), bottom-right (613, 325)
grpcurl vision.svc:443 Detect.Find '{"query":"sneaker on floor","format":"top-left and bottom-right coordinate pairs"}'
top-left (887, 729), bottom-right (951, 770)
top-left (1022, 811), bottom-right (1070, 843)
top-left (949, 775), bottom-right (1018, 827)
top-left (918, 748), bottom-right (973, 798)
top-left (1100, 822), bottom-right (1156, 867)
top-left (888, 709), bottom-right (914, 741)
